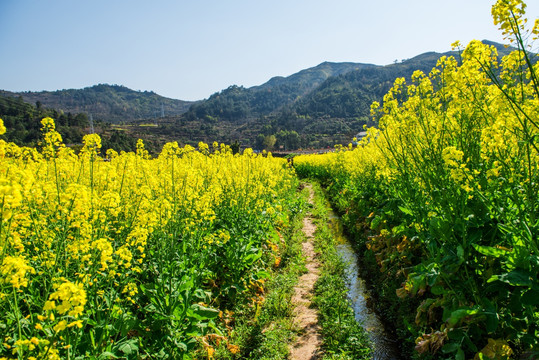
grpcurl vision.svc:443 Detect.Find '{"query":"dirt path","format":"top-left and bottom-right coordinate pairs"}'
top-left (290, 185), bottom-right (322, 360)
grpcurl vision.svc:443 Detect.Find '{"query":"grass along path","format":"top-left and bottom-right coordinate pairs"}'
top-left (289, 182), bottom-right (372, 360)
top-left (307, 181), bottom-right (372, 359)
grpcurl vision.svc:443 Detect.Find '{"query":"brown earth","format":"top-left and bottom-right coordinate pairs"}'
top-left (289, 185), bottom-right (322, 360)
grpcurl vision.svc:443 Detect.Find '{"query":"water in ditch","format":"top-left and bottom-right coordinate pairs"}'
top-left (329, 213), bottom-right (403, 360)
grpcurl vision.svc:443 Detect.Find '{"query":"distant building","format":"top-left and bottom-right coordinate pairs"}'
top-left (353, 131), bottom-right (368, 145)
top-left (355, 131), bottom-right (368, 139)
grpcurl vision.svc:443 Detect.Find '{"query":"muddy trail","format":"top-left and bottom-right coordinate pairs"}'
top-left (290, 185), bottom-right (322, 360)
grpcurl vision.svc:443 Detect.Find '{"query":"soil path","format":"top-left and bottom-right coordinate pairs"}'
top-left (290, 185), bottom-right (322, 360)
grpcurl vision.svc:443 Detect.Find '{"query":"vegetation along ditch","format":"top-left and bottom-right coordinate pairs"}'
top-left (294, 2), bottom-right (539, 357)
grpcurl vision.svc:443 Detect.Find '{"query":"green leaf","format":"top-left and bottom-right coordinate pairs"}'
top-left (447, 328), bottom-right (465, 340)
top-left (190, 304), bottom-right (220, 320)
top-left (371, 215), bottom-right (382, 229)
top-left (269, 230), bottom-right (280, 243)
top-left (485, 311), bottom-right (499, 333)
top-left (243, 252), bottom-right (261, 265)
top-left (447, 308), bottom-right (479, 326)
top-left (431, 285), bottom-right (446, 295)
top-left (442, 342), bottom-right (460, 353)
top-left (522, 289), bottom-right (539, 305)
top-left (457, 245), bottom-right (464, 260)
top-left (456, 348), bottom-right (465, 360)
top-left (489, 270), bottom-right (533, 286)
top-left (398, 206), bottom-right (413, 216)
top-left (392, 224), bottom-right (406, 235)
top-left (472, 244), bottom-right (508, 258)
top-left (255, 270), bottom-right (271, 280)
top-left (98, 352), bottom-right (119, 359)
top-left (118, 341), bottom-right (139, 355)
top-left (193, 288), bottom-right (208, 300)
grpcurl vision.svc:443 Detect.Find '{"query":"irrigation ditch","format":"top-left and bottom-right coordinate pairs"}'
top-left (328, 210), bottom-right (403, 360)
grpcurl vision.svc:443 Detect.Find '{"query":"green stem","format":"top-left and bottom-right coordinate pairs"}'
top-left (12, 288), bottom-right (23, 359)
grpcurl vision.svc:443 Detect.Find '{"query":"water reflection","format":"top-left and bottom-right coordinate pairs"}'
top-left (329, 213), bottom-right (402, 360)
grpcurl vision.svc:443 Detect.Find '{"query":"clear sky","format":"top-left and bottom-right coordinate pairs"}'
top-left (1, 0), bottom-right (538, 101)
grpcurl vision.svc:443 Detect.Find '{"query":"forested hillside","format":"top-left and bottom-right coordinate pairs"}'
top-left (178, 41), bottom-right (514, 150)
top-left (1, 84), bottom-right (194, 123)
top-left (184, 62), bottom-right (370, 121)
top-left (0, 94), bottom-right (137, 152)
top-left (0, 95), bottom-right (88, 146)
top-left (1, 41), bottom-right (514, 151)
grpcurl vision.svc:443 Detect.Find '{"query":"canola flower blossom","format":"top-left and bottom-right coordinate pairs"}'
top-left (295, 0), bottom-right (539, 357)
top-left (0, 117), bottom-right (297, 358)
top-left (46, 281), bottom-right (87, 318)
top-left (0, 256), bottom-right (35, 289)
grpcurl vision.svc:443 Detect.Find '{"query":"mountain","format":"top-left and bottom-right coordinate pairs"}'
top-left (0, 93), bottom-right (144, 153)
top-left (179, 52), bottom-right (455, 146)
top-left (184, 62), bottom-right (371, 121)
top-left (290, 52), bottom-right (454, 119)
top-left (1, 40), bottom-right (517, 151)
top-left (253, 61), bottom-right (374, 91)
top-left (259, 53), bottom-right (450, 148)
top-left (280, 40), bottom-right (514, 133)
top-left (1, 84), bottom-right (195, 123)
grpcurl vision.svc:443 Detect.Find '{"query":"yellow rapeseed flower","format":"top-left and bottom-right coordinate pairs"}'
top-left (0, 118), bottom-right (6, 135)
top-left (0, 256), bottom-right (35, 289)
top-left (48, 281), bottom-right (87, 318)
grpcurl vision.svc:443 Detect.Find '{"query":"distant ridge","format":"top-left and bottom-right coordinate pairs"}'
top-left (185, 40), bottom-right (514, 124)
top-left (184, 61), bottom-right (370, 122)
top-left (0, 84), bottom-right (195, 123)
top-left (1, 40), bottom-right (517, 149)
top-left (254, 61), bottom-right (375, 90)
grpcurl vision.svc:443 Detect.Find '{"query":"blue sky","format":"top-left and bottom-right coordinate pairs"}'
top-left (1, 0), bottom-right (538, 101)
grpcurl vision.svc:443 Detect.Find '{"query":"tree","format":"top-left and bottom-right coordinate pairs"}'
top-left (276, 130), bottom-right (300, 150)
top-left (262, 135), bottom-right (276, 151)
top-left (230, 140), bottom-right (240, 155)
top-left (255, 134), bottom-right (265, 150)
